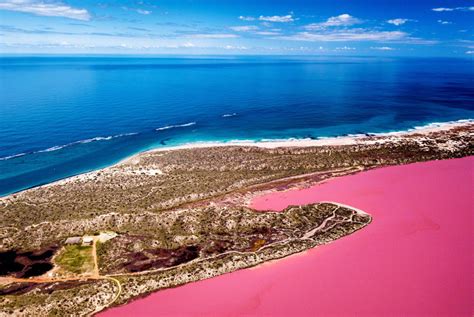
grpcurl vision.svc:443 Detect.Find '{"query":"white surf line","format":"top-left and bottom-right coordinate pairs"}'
top-left (1, 119), bottom-right (471, 200)
top-left (148, 119), bottom-right (474, 152)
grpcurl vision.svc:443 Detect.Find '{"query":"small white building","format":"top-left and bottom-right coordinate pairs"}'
top-left (64, 237), bottom-right (81, 245)
top-left (82, 236), bottom-right (94, 246)
top-left (98, 231), bottom-right (117, 243)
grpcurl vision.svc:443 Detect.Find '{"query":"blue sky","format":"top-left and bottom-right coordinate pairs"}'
top-left (0, 0), bottom-right (473, 56)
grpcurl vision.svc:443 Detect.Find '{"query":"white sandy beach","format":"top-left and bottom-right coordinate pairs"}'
top-left (147, 119), bottom-right (473, 152)
top-left (1, 119), bottom-right (472, 201)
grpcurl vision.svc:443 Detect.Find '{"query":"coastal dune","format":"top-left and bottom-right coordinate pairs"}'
top-left (100, 156), bottom-right (473, 316)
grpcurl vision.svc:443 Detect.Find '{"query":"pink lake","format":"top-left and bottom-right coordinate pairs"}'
top-left (100, 157), bottom-right (473, 317)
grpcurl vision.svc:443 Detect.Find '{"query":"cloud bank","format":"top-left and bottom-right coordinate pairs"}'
top-left (0, 0), bottom-right (90, 20)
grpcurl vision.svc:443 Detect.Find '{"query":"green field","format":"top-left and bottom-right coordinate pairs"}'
top-left (55, 245), bottom-right (94, 274)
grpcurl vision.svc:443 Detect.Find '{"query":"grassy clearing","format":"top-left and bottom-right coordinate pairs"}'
top-left (55, 245), bottom-right (94, 274)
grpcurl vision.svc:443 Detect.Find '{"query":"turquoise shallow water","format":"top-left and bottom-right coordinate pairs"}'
top-left (0, 55), bottom-right (473, 196)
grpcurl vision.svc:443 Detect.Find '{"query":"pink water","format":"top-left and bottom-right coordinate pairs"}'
top-left (100, 157), bottom-right (473, 317)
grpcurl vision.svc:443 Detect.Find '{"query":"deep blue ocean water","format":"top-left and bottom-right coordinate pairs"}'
top-left (1, 56), bottom-right (473, 196)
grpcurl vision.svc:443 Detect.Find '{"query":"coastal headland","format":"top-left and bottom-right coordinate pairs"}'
top-left (0, 121), bottom-right (473, 316)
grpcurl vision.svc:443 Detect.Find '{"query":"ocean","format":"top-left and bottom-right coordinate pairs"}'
top-left (1, 55), bottom-right (473, 196)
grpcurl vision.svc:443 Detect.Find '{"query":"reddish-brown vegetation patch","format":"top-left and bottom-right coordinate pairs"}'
top-left (122, 245), bottom-right (201, 273)
top-left (0, 245), bottom-right (59, 278)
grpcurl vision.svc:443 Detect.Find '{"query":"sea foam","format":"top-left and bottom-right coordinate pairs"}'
top-left (0, 132), bottom-right (138, 161)
top-left (156, 122), bottom-right (196, 131)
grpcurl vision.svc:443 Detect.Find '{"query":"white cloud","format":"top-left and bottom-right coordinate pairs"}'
top-left (259, 14), bottom-right (294, 22)
top-left (432, 7), bottom-right (454, 12)
top-left (280, 29), bottom-right (406, 42)
top-left (0, 40), bottom-right (240, 51)
top-left (302, 23), bottom-right (318, 30)
top-left (466, 50), bottom-right (474, 54)
top-left (255, 31), bottom-right (280, 36)
top-left (402, 38), bottom-right (438, 45)
top-left (305, 14), bottom-right (361, 30)
top-left (224, 45), bottom-right (248, 50)
top-left (387, 18), bottom-right (409, 26)
top-left (437, 20), bottom-right (452, 25)
top-left (230, 25), bottom-right (258, 32)
top-left (432, 6), bottom-right (474, 12)
top-left (0, 0), bottom-right (90, 20)
top-left (122, 6), bottom-right (152, 15)
top-left (323, 14), bottom-right (361, 26)
top-left (371, 46), bottom-right (394, 50)
top-left (239, 14), bottom-right (294, 23)
top-left (336, 46), bottom-right (355, 50)
top-left (136, 9), bottom-right (151, 15)
top-left (193, 33), bottom-right (239, 39)
top-left (239, 15), bottom-right (255, 21)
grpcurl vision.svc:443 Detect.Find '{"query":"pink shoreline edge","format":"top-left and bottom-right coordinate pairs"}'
top-left (100, 157), bottom-right (473, 317)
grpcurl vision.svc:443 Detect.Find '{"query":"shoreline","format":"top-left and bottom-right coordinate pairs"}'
top-left (1, 118), bottom-right (472, 199)
top-left (129, 118), bottom-right (473, 156)
top-left (2, 119), bottom-right (472, 162)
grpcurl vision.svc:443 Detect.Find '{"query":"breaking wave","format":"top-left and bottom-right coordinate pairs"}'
top-left (0, 152), bottom-right (27, 161)
top-left (0, 132), bottom-right (138, 161)
top-left (156, 122), bottom-right (196, 131)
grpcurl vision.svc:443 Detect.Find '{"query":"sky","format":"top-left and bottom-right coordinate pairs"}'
top-left (0, 0), bottom-right (473, 56)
